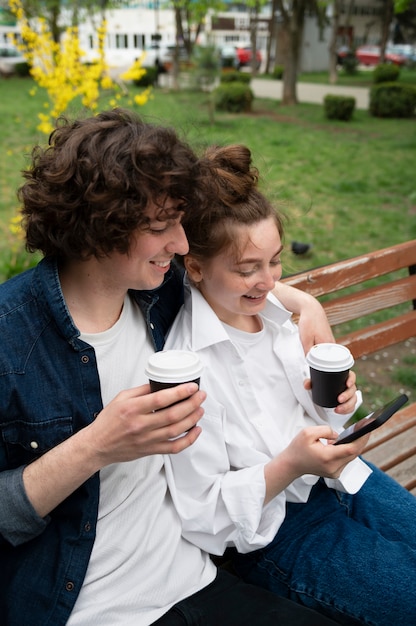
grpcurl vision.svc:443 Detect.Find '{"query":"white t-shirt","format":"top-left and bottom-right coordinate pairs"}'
top-left (67, 295), bottom-right (215, 626)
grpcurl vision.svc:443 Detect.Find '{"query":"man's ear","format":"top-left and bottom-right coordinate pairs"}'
top-left (184, 255), bottom-right (203, 283)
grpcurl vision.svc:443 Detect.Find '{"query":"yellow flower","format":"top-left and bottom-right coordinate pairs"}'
top-left (9, 0), bottom-right (150, 133)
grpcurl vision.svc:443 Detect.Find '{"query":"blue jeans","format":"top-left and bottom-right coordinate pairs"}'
top-left (153, 569), bottom-right (339, 625)
top-left (232, 463), bottom-right (416, 626)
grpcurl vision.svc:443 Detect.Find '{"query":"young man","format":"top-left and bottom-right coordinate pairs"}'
top-left (0, 109), bottom-right (338, 626)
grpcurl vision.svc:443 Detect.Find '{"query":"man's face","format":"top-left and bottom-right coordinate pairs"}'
top-left (102, 201), bottom-right (189, 292)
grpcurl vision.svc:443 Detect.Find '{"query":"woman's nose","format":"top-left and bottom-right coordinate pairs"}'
top-left (259, 267), bottom-right (281, 290)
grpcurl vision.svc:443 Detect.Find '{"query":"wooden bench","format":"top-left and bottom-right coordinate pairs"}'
top-left (282, 239), bottom-right (416, 495)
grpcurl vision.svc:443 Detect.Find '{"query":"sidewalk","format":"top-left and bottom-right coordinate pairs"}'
top-left (251, 78), bottom-right (370, 110)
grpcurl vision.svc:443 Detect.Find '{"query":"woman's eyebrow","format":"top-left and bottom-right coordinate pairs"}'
top-left (236, 244), bottom-right (284, 265)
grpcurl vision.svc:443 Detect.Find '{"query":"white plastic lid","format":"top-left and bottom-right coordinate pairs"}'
top-left (306, 343), bottom-right (354, 373)
top-left (145, 350), bottom-right (203, 383)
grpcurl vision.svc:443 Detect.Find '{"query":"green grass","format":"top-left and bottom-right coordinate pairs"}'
top-left (1, 75), bottom-right (415, 274)
top-left (0, 74), bottom-right (415, 403)
top-left (297, 67), bottom-right (416, 87)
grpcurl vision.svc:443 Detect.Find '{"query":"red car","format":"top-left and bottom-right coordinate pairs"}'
top-left (355, 45), bottom-right (407, 66)
top-left (235, 46), bottom-right (262, 69)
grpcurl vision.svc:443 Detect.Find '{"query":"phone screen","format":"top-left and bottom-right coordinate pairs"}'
top-left (334, 393), bottom-right (408, 445)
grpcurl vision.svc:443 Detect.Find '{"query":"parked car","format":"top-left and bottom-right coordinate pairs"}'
top-left (387, 44), bottom-right (416, 66)
top-left (0, 43), bottom-right (26, 75)
top-left (355, 45), bottom-right (407, 66)
top-left (220, 45), bottom-right (239, 69)
top-left (235, 46), bottom-right (262, 69)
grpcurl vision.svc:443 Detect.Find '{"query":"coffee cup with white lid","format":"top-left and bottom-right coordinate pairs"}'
top-left (145, 350), bottom-right (203, 392)
top-left (306, 343), bottom-right (354, 408)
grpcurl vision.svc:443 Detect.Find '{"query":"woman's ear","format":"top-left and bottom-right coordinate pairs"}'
top-left (184, 255), bottom-right (203, 283)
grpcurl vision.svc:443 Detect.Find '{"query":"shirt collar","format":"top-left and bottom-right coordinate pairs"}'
top-left (184, 277), bottom-right (293, 352)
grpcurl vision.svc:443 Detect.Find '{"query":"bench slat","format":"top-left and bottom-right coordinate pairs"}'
top-left (339, 310), bottom-right (416, 357)
top-left (322, 275), bottom-right (416, 327)
top-left (363, 405), bottom-right (416, 450)
top-left (362, 406), bottom-right (416, 493)
top-left (283, 240), bottom-right (416, 297)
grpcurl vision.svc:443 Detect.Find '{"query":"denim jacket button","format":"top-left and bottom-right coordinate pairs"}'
top-left (30, 441), bottom-right (39, 449)
top-left (84, 522), bottom-right (91, 532)
top-left (65, 581), bottom-right (75, 591)
top-left (81, 355), bottom-right (89, 364)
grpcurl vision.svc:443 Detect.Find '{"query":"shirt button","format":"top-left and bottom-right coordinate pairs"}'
top-left (30, 441), bottom-right (39, 449)
top-left (238, 380), bottom-right (245, 386)
top-left (81, 355), bottom-right (89, 364)
top-left (65, 581), bottom-right (75, 592)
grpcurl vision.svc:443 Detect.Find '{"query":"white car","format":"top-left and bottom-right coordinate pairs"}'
top-left (0, 43), bottom-right (26, 75)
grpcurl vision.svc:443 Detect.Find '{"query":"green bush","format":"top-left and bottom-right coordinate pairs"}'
top-left (219, 70), bottom-right (251, 84)
top-left (342, 52), bottom-right (359, 75)
top-left (133, 66), bottom-right (159, 87)
top-left (272, 65), bottom-right (284, 79)
top-left (213, 82), bottom-right (254, 113)
top-left (323, 94), bottom-right (356, 121)
top-left (14, 62), bottom-right (30, 77)
top-left (369, 82), bottom-right (416, 118)
top-left (373, 63), bottom-right (400, 84)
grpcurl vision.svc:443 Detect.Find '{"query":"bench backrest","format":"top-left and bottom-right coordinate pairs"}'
top-left (281, 240), bottom-right (416, 358)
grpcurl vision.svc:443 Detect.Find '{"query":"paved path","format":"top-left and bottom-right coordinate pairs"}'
top-left (251, 78), bottom-right (370, 110)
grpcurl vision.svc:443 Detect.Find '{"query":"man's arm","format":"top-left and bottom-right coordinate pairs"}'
top-left (2, 383), bottom-right (204, 545)
top-left (273, 282), bottom-right (335, 354)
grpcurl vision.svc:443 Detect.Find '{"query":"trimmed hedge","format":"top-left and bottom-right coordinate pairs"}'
top-left (323, 94), bottom-right (356, 121)
top-left (14, 62), bottom-right (30, 77)
top-left (373, 63), bottom-right (400, 84)
top-left (219, 70), bottom-right (251, 84)
top-left (133, 66), bottom-right (159, 87)
top-left (213, 82), bottom-right (254, 112)
top-left (369, 82), bottom-right (416, 118)
top-left (272, 65), bottom-right (284, 79)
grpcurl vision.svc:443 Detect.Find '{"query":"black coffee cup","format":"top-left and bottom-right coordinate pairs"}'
top-left (306, 343), bottom-right (354, 408)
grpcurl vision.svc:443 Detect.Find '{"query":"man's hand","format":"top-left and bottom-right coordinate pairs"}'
top-left (23, 383), bottom-right (206, 519)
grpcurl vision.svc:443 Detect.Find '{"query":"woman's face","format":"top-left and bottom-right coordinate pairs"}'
top-left (188, 216), bottom-right (283, 331)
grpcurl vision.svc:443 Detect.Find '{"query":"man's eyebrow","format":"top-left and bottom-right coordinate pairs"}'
top-left (235, 244), bottom-right (284, 264)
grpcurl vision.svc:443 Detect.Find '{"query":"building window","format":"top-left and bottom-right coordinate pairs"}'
top-left (115, 34), bottom-right (128, 48)
top-left (133, 34), bottom-right (144, 48)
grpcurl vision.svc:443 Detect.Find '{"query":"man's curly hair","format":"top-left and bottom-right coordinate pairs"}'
top-left (19, 108), bottom-right (200, 261)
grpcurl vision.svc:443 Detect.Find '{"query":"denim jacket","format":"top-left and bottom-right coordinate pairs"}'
top-left (0, 256), bottom-right (184, 626)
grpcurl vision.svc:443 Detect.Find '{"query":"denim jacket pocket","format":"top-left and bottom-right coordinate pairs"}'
top-left (1, 417), bottom-right (73, 467)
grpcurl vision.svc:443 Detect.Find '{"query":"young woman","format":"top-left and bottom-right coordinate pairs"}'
top-left (164, 143), bottom-right (416, 626)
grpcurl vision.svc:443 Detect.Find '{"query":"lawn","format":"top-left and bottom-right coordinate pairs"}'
top-left (297, 66), bottom-right (416, 87)
top-left (1, 74), bottom-right (415, 405)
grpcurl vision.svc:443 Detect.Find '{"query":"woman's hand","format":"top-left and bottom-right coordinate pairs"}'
top-left (304, 370), bottom-right (358, 415)
top-left (264, 424), bottom-right (370, 504)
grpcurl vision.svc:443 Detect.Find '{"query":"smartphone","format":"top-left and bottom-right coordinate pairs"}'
top-left (333, 393), bottom-right (408, 445)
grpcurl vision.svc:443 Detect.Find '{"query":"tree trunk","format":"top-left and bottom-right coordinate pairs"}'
top-left (265, 0), bottom-right (278, 74)
top-left (328, 0), bottom-right (341, 84)
top-left (379, 0), bottom-right (394, 64)
top-left (279, 0), bottom-right (307, 105)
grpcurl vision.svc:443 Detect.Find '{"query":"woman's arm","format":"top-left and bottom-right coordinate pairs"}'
top-left (273, 282), bottom-right (334, 354)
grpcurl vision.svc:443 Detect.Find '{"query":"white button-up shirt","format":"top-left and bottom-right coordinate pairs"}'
top-left (164, 281), bottom-right (371, 556)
